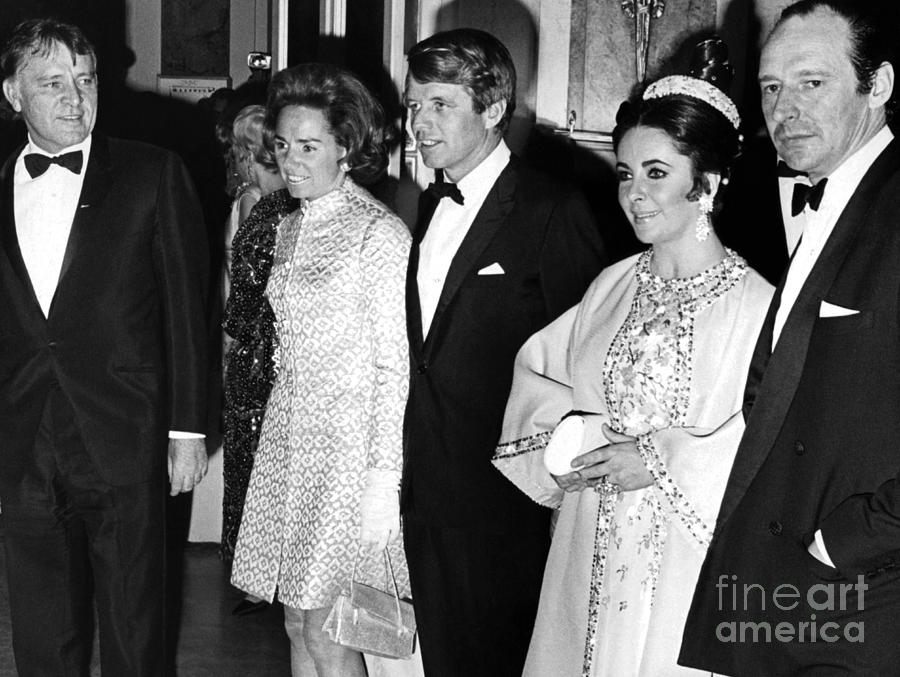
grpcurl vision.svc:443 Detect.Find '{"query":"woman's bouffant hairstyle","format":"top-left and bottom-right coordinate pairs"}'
top-left (265, 63), bottom-right (390, 185)
top-left (232, 105), bottom-right (277, 173)
top-left (406, 28), bottom-right (516, 133)
top-left (613, 37), bottom-right (742, 214)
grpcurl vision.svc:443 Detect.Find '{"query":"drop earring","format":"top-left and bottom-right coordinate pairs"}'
top-left (696, 193), bottom-right (713, 242)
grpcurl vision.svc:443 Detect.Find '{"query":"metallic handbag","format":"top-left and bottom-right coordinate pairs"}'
top-left (322, 548), bottom-right (417, 659)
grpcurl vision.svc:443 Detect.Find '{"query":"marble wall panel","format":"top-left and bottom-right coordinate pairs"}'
top-left (571, 0), bottom-right (716, 133)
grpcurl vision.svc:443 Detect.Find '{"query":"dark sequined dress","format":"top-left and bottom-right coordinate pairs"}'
top-left (221, 188), bottom-right (299, 558)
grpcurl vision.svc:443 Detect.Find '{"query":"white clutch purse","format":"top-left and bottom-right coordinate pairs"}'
top-left (543, 413), bottom-right (614, 478)
top-left (543, 414), bottom-right (587, 476)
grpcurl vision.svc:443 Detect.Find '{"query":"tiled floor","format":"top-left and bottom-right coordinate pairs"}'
top-left (0, 537), bottom-right (292, 677)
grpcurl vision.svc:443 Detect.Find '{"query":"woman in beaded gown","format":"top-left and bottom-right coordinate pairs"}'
top-left (493, 61), bottom-right (774, 676)
top-left (231, 64), bottom-right (410, 677)
top-left (221, 105), bottom-right (296, 563)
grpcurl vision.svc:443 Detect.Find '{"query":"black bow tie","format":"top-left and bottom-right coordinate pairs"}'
top-left (791, 178), bottom-right (828, 216)
top-left (776, 160), bottom-right (808, 179)
top-left (24, 150), bottom-right (84, 178)
top-left (426, 179), bottom-right (464, 205)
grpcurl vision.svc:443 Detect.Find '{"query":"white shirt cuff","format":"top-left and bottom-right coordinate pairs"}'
top-left (168, 430), bottom-right (205, 439)
top-left (812, 529), bottom-right (837, 567)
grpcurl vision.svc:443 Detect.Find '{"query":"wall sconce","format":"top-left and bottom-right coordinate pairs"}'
top-left (247, 52), bottom-right (272, 71)
top-left (620, 0), bottom-right (666, 82)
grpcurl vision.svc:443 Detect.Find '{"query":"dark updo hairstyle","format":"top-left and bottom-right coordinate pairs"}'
top-left (612, 37), bottom-right (742, 215)
top-left (266, 63), bottom-right (391, 185)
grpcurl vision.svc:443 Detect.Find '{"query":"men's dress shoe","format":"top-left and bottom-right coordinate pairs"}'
top-left (232, 599), bottom-right (269, 616)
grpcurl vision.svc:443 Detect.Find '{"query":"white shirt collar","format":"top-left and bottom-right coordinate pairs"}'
top-left (454, 139), bottom-right (511, 204)
top-left (23, 133), bottom-right (92, 159)
top-left (817, 125), bottom-right (894, 219)
top-left (15, 134), bottom-right (93, 185)
top-left (775, 154), bottom-right (811, 183)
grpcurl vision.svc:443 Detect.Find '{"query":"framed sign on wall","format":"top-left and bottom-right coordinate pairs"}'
top-left (157, 75), bottom-right (232, 103)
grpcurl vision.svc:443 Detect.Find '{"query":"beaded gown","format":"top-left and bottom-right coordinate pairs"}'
top-left (231, 177), bottom-right (411, 609)
top-left (494, 250), bottom-right (773, 676)
top-left (221, 188), bottom-right (298, 557)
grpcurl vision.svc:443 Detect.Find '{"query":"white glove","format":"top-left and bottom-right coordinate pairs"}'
top-left (359, 469), bottom-right (401, 552)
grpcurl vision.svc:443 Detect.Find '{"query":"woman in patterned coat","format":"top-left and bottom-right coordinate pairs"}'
top-left (231, 64), bottom-right (410, 677)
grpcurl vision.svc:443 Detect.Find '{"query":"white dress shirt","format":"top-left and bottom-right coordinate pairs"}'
top-left (770, 125), bottom-right (894, 568)
top-left (13, 134), bottom-right (202, 441)
top-left (417, 140), bottom-right (511, 335)
top-left (14, 135), bottom-right (91, 317)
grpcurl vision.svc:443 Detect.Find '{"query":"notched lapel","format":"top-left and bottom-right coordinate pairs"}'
top-left (424, 162), bottom-right (516, 350)
top-left (715, 142), bottom-right (900, 532)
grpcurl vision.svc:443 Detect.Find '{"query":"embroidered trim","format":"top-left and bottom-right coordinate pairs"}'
top-left (581, 492), bottom-right (617, 677)
top-left (637, 433), bottom-right (713, 548)
top-left (580, 249), bottom-right (746, 674)
top-left (493, 430), bottom-right (553, 460)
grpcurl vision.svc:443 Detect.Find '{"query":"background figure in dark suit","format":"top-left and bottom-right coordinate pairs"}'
top-left (0, 19), bottom-right (208, 676)
top-left (679, 1), bottom-right (900, 674)
top-left (401, 28), bottom-right (606, 677)
top-left (717, 133), bottom-right (791, 285)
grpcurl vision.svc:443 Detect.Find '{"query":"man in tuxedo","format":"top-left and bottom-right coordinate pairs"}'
top-left (401, 28), bottom-right (606, 677)
top-left (0, 19), bottom-right (208, 676)
top-left (680, 1), bottom-right (900, 673)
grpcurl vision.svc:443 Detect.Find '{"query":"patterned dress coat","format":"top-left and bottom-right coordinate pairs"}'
top-left (231, 177), bottom-right (411, 609)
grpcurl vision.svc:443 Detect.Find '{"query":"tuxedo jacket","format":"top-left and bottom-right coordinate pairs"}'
top-left (401, 155), bottom-right (606, 531)
top-left (718, 135), bottom-right (789, 286)
top-left (0, 134), bottom-right (208, 488)
top-left (680, 140), bottom-right (900, 674)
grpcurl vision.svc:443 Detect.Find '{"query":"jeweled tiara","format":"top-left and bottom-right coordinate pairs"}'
top-left (643, 75), bottom-right (741, 130)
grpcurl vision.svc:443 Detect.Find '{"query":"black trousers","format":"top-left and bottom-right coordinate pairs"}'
top-left (0, 386), bottom-right (166, 677)
top-left (403, 522), bottom-right (549, 677)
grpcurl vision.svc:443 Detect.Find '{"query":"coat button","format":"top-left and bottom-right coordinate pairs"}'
top-left (416, 362), bottom-right (428, 374)
top-left (769, 521), bottom-right (783, 536)
top-left (794, 441), bottom-right (805, 455)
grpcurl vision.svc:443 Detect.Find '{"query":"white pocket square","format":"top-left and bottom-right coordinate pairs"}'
top-left (477, 262), bottom-right (505, 275)
top-left (819, 301), bottom-right (859, 317)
